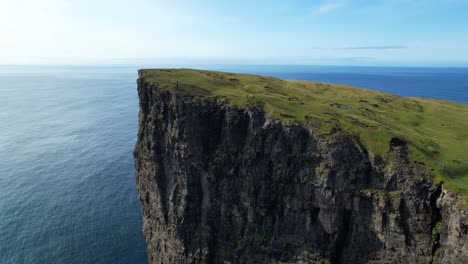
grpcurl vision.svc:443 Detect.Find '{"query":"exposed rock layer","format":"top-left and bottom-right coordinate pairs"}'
top-left (134, 76), bottom-right (467, 263)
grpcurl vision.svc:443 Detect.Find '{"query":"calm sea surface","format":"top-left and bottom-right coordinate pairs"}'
top-left (0, 65), bottom-right (467, 264)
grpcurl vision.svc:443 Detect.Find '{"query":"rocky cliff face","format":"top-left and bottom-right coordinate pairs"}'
top-left (134, 76), bottom-right (467, 264)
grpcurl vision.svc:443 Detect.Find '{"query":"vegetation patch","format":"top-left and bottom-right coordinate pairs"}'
top-left (140, 69), bottom-right (468, 198)
top-left (430, 221), bottom-right (441, 264)
top-left (361, 189), bottom-right (401, 200)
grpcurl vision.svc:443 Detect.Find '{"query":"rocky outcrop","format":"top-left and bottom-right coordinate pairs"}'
top-left (436, 190), bottom-right (467, 263)
top-left (134, 76), bottom-right (467, 263)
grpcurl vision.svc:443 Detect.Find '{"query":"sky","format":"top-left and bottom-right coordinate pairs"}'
top-left (0, 0), bottom-right (468, 66)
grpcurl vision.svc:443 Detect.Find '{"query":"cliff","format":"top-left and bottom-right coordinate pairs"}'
top-left (134, 69), bottom-right (467, 263)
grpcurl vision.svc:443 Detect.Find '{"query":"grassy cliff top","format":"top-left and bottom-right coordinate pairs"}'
top-left (140, 68), bottom-right (468, 196)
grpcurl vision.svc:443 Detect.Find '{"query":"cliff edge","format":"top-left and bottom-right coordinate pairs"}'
top-left (134, 69), bottom-right (467, 263)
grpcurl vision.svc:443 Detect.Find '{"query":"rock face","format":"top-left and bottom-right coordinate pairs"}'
top-left (134, 76), bottom-right (467, 263)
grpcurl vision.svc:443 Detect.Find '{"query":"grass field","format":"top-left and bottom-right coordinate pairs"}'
top-left (140, 69), bottom-right (468, 197)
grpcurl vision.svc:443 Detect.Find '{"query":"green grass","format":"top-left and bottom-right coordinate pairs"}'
top-left (140, 69), bottom-right (468, 197)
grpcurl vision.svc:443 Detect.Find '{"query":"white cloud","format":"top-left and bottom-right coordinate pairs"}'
top-left (0, 0), bottom-right (214, 64)
top-left (316, 1), bottom-right (345, 14)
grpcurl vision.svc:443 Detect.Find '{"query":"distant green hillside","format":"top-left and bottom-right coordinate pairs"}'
top-left (140, 69), bottom-right (468, 197)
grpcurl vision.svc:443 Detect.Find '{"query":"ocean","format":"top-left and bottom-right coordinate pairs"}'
top-left (0, 65), bottom-right (467, 264)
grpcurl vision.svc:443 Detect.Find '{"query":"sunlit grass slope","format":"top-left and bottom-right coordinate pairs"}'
top-left (140, 69), bottom-right (468, 197)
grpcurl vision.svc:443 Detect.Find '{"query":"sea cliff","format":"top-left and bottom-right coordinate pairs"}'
top-left (134, 69), bottom-right (467, 263)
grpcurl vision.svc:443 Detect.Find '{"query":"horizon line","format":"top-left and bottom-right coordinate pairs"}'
top-left (1, 63), bottom-right (468, 68)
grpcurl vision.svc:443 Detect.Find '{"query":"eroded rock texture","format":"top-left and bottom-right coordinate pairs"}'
top-left (134, 77), bottom-right (467, 264)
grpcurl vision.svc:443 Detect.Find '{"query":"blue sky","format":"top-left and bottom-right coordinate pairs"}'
top-left (1, 0), bottom-right (468, 66)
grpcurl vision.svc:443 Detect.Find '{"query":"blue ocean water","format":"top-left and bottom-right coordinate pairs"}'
top-left (213, 65), bottom-right (468, 104)
top-left (0, 66), bottom-right (147, 264)
top-left (0, 65), bottom-right (467, 264)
